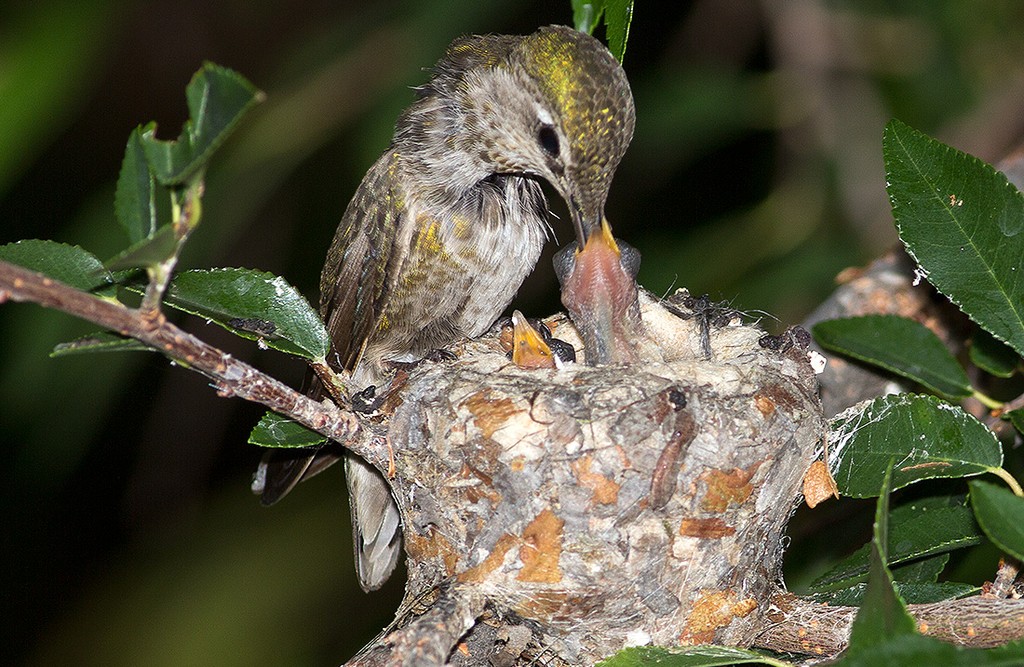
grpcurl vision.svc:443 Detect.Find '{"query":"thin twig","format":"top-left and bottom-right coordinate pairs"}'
top-left (0, 259), bottom-right (378, 461)
top-left (990, 558), bottom-right (1022, 599)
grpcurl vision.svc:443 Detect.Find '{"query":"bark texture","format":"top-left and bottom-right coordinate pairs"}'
top-left (347, 291), bottom-right (825, 665)
top-left (756, 591), bottom-right (1024, 655)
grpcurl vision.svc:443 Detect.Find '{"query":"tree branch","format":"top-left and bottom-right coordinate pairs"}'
top-left (0, 259), bottom-right (382, 463)
top-left (754, 591), bottom-right (1024, 655)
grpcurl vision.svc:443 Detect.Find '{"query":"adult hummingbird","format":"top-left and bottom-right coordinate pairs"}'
top-left (256, 24), bottom-right (635, 592)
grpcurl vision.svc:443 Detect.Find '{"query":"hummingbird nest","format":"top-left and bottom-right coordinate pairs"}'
top-left (344, 289), bottom-right (824, 666)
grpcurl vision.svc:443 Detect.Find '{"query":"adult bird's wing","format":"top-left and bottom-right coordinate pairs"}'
top-left (256, 151), bottom-right (404, 505)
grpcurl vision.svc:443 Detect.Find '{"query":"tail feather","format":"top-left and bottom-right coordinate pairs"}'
top-left (345, 454), bottom-right (403, 592)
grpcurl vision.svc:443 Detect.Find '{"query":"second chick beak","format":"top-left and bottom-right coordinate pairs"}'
top-left (510, 310), bottom-right (556, 369)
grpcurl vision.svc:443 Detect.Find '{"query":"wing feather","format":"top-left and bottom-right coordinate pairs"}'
top-left (321, 151), bottom-right (405, 374)
top-left (258, 151), bottom-right (404, 506)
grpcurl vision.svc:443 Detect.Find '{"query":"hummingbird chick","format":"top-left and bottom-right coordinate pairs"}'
top-left (505, 310), bottom-right (577, 369)
top-left (257, 25), bottom-right (635, 592)
top-left (554, 217), bottom-right (644, 365)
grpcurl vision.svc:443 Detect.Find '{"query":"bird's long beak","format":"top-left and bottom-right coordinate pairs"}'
top-left (592, 216), bottom-right (622, 257)
top-left (568, 194), bottom-right (600, 249)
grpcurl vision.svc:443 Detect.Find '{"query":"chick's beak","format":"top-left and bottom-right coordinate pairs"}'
top-left (510, 310), bottom-right (556, 369)
top-left (556, 217), bottom-right (642, 365)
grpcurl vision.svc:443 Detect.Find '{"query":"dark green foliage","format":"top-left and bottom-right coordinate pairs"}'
top-left (885, 119), bottom-right (1024, 359)
top-left (0, 239), bottom-right (111, 293)
top-left (139, 64), bottom-right (264, 187)
top-left (572, 0), bottom-right (632, 61)
top-left (249, 411), bottom-right (327, 448)
top-left (809, 500), bottom-right (981, 592)
top-left (813, 315), bottom-right (971, 399)
top-left (829, 394), bottom-right (1002, 497)
top-left (970, 329), bottom-right (1020, 378)
top-left (165, 268), bottom-right (327, 360)
top-left (597, 645), bottom-right (786, 667)
top-left (970, 480), bottom-right (1024, 562)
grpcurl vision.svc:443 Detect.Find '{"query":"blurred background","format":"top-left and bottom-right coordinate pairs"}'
top-left (3, 1), bottom-right (1024, 664)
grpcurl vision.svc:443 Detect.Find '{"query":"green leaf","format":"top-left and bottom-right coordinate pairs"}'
top-left (51, 332), bottom-right (154, 357)
top-left (970, 480), bottom-right (1024, 561)
top-left (570, 0), bottom-right (633, 62)
top-left (1007, 409), bottom-right (1024, 435)
top-left (813, 315), bottom-right (971, 399)
top-left (897, 581), bottom-right (981, 605)
top-left (604, 0), bottom-right (633, 62)
top-left (809, 501), bottom-right (981, 592)
top-left (811, 581), bottom-right (978, 606)
top-left (572, 0), bottom-right (603, 33)
top-left (104, 224), bottom-right (179, 271)
top-left (248, 412), bottom-right (326, 449)
top-left (970, 328), bottom-right (1020, 378)
top-left (0, 239), bottom-right (111, 292)
top-left (833, 634), bottom-right (1024, 666)
top-left (830, 393), bottom-right (1002, 498)
top-left (596, 645), bottom-right (787, 667)
top-left (164, 268), bottom-right (328, 360)
top-left (883, 119), bottom-right (1024, 358)
top-left (845, 463), bottom-right (917, 651)
top-left (140, 63), bottom-right (263, 186)
top-left (115, 127), bottom-right (158, 244)
top-left (891, 553), bottom-right (949, 583)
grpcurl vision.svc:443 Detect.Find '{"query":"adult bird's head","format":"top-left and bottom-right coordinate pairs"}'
top-left (402, 24), bottom-right (635, 246)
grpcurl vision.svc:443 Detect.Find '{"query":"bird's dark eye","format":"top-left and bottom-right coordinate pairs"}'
top-left (538, 124), bottom-right (560, 157)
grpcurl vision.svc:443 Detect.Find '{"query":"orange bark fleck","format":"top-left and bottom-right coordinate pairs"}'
top-left (680, 590), bottom-right (758, 644)
top-left (517, 509), bottom-right (564, 583)
top-left (754, 394), bottom-right (776, 417)
top-left (404, 526), bottom-right (458, 576)
top-left (803, 460), bottom-right (839, 508)
top-left (457, 533), bottom-right (517, 584)
top-left (464, 389), bottom-right (519, 439)
top-left (459, 463), bottom-right (502, 506)
top-left (514, 590), bottom-right (569, 621)
top-left (679, 517), bottom-right (735, 538)
top-left (570, 455), bottom-right (620, 505)
top-left (700, 463), bottom-right (761, 512)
